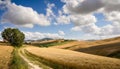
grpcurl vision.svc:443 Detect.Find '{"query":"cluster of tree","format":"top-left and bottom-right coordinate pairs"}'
top-left (1, 28), bottom-right (25, 47)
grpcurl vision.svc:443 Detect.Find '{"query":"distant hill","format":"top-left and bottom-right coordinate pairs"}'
top-left (39, 38), bottom-right (53, 41)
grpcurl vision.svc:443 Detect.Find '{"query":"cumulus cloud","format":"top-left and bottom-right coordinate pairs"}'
top-left (71, 26), bottom-right (82, 31)
top-left (58, 30), bottom-right (65, 35)
top-left (46, 3), bottom-right (55, 17)
top-left (56, 15), bottom-right (70, 25)
top-left (62, 0), bottom-right (120, 14)
top-left (23, 31), bottom-right (64, 40)
top-left (0, 31), bottom-right (2, 41)
top-left (70, 14), bottom-right (97, 26)
top-left (61, 0), bottom-right (120, 38)
top-left (62, 0), bottom-right (104, 14)
top-left (71, 23), bottom-right (101, 35)
top-left (0, 0), bottom-right (50, 28)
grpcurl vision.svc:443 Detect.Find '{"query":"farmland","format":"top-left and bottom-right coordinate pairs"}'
top-left (0, 37), bottom-right (120, 69)
top-left (24, 46), bottom-right (120, 69)
top-left (0, 44), bottom-right (13, 69)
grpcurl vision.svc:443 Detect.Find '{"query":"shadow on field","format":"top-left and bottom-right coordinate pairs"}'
top-left (75, 42), bottom-right (120, 59)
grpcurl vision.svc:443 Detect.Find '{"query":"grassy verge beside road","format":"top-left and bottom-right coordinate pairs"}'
top-left (9, 48), bottom-right (28, 69)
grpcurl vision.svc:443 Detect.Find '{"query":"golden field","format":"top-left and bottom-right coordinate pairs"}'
top-left (0, 37), bottom-right (120, 69)
top-left (25, 46), bottom-right (120, 69)
top-left (0, 44), bottom-right (13, 69)
top-left (50, 37), bottom-right (120, 58)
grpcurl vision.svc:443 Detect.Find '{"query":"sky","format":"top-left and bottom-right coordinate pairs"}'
top-left (0, 0), bottom-right (120, 40)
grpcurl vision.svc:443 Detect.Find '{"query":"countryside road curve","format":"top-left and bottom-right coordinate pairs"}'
top-left (19, 48), bottom-right (42, 69)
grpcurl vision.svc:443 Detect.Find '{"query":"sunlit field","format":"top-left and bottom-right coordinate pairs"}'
top-left (0, 44), bottom-right (13, 69)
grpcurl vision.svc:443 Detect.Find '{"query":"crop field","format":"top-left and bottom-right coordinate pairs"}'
top-left (69, 37), bottom-right (120, 50)
top-left (0, 44), bottom-right (13, 69)
top-left (25, 46), bottom-right (120, 69)
top-left (0, 37), bottom-right (120, 69)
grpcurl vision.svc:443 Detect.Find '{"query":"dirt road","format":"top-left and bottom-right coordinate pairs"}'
top-left (19, 48), bottom-right (42, 69)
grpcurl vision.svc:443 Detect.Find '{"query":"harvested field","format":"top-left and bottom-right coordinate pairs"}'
top-left (0, 44), bottom-right (13, 69)
top-left (25, 46), bottom-right (120, 69)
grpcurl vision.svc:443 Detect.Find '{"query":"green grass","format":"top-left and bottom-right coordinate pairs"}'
top-left (9, 48), bottom-right (28, 69)
top-left (32, 40), bottom-right (74, 47)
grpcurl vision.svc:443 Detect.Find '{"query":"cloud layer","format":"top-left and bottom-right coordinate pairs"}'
top-left (60, 0), bottom-right (120, 37)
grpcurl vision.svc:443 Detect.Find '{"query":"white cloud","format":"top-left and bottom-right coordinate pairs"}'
top-left (46, 3), bottom-right (55, 17)
top-left (56, 15), bottom-right (70, 25)
top-left (0, 31), bottom-right (2, 41)
top-left (71, 26), bottom-right (82, 31)
top-left (71, 23), bottom-right (101, 35)
top-left (104, 11), bottom-right (120, 23)
top-left (62, 0), bottom-right (120, 14)
top-left (58, 30), bottom-right (65, 35)
top-left (60, 0), bottom-right (120, 38)
top-left (23, 31), bottom-right (64, 40)
top-left (62, 0), bottom-right (104, 14)
top-left (1, 0), bottom-right (50, 28)
top-left (70, 14), bottom-right (97, 26)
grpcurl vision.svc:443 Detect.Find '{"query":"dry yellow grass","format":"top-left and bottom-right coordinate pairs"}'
top-left (56, 36), bottom-right (120, 50)
top-left (0, 44), bottom-right (13, 69)
top-left (65, 37), bottom-right (120, 58)
top-left (25, 46), bottom-right (120, 69)
top-left (51, 41), bottom-right (91, 49)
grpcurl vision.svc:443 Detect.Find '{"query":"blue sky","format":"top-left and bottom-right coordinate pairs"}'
top-left (0, 0), bottom-right (120, 40)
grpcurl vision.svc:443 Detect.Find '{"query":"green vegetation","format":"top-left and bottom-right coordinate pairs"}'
top-left (9, 48), bottom-right (28, 69)
top-left (1, 28), bottom-right (25, 47)
top-left (33, 40), bottom-right (74, 47)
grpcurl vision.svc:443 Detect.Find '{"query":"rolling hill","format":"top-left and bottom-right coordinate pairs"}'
top-left (50, 36), bottom-right (120, 59)
top-left (66, 37), bottom-right (120, 59)
top-left (24, 46), bottom-right (120, 69)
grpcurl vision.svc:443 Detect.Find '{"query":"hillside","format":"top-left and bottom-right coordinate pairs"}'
top-left (51, 37), bottom-right (120, 50)
top-left (69, 37), bottom-right (120, 58)
top-left (75, 41), bottom-right (120, 58)
top-left (24, 46), bottom-right (120, 69)
top-left (49, 37), bottom-right (120, 59)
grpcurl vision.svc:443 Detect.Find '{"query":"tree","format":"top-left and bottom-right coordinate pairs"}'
top-left (1, 28), bottom-right (25, 47)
